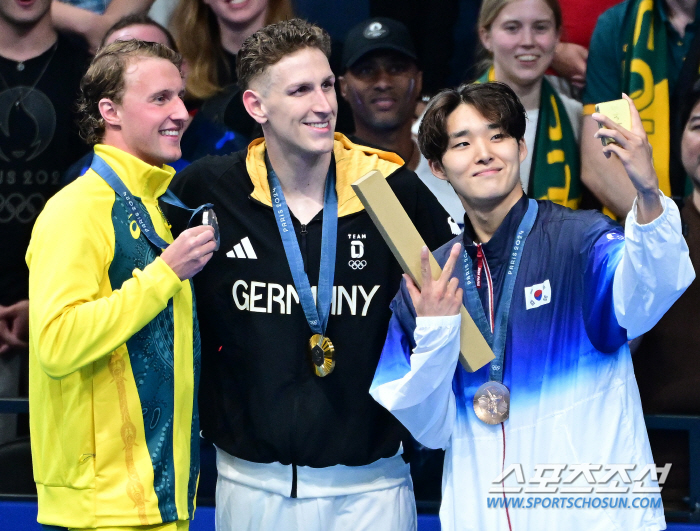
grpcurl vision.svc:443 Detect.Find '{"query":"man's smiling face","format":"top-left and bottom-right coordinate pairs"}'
top-left (249, 47), bottom-right (337, 158)
top-left (430, 102), bottom-right (526, 211)
top-left (340, 50), bottom-right (422, 133)
top-left (108, 56), bottom-right (187, 167)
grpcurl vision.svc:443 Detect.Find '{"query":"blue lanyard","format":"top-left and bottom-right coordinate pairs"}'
top-left (90, 155), bottom-right (212, 249)
top-left (462, 199), bottom-right (538, 383)
top-left (268, 160), bottom-right (338, 336)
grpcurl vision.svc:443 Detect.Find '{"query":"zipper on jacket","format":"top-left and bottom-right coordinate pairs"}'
top-left (291, 463), bottom-right (298, 498)
top-left (300, 223), bottom-right (308, 272)
top-left (290, 221), bottom-right (308, 499)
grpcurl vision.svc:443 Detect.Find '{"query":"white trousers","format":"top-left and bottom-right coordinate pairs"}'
top-left (215, 472), bottom-right (417, 531)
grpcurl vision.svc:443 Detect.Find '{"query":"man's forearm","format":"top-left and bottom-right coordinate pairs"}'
top-left (371, 314), bottom-right (460, 450)
top-left (613, 195), bottom-right (695, 338)
top-left (30, 257), bottom-right (181, 379)
top-left (51, 0), bottom-right (156, 51)
top-left (581, 116), bottom-right (637, 218)
top-left (51, 1), bottom-right (99, 37)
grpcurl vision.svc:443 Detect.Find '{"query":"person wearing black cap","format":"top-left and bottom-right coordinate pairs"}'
top-left (340, 18), bottom-right (465, 224)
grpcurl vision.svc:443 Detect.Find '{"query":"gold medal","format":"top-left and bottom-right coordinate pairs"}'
top-left (309, 334), bottom-right (335, 377)
top-left (473, 382), bottom-right (510, 424)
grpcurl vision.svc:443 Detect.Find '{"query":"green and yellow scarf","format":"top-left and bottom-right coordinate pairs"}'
top-left (621, 0), bottom-right (671, 195)
top-left (477, 68), bottom-right (581, 208)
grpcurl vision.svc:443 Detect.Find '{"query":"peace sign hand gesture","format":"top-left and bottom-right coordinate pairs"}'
top-left (405, 243), bottom-right (463, 318)
top-left (592, 93), bottom-right (663, 223)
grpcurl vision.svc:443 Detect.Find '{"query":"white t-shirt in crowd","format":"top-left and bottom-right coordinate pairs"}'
top-left (520, 78), bottom-right (582, 193)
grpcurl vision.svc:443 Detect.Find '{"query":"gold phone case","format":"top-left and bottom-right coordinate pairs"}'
top-left (595, 99), bottom-right (632, 146)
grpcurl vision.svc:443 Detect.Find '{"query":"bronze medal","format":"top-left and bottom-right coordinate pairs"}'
top-left (473, 381), bottom-right (510, 424)
top-left (309, 334), bottom-right (335, 377)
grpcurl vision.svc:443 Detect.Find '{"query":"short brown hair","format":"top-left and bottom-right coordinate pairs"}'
top-left (236, 18), bottom-right (331, 92)
top-left (77, 40), bottom-right (182, 145)
top-left (100, 14), bottom-right (178, 51)
top-left (418, 82), bottom-right (526, 163)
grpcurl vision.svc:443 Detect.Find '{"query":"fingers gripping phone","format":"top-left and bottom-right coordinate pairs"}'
top-left (595, 99), bottom-right (632, 146)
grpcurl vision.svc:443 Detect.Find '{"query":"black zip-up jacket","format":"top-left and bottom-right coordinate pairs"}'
top-left (168, 135), bottom-right (454, 482)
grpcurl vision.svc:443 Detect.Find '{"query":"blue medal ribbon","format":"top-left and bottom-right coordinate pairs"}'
top-left (90, 155), bottom-right (213, 249)
top-left (267, 158), bottom-right (338, 336)
top-left (461, 199), bottom-right (538, 383)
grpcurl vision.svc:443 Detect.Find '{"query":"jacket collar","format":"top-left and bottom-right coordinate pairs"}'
top-left (92, 144), bottom-right (175, 200)
top-left (463, 193), bottom-right (530, 261)
top-left (245, 133), bottom-right (404, 217)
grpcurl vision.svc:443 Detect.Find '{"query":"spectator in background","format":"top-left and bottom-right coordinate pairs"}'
top-left (368, 0), bottom-right (460, 95)
top-left (581, 0), bottom-right (700, 218)
top-left (340, 17), bottom-right (465, 224)
top-left (0, 0), bottom-right (89, 444)
top-left (102, 13), bottom-right (178, 49)
top-left (170, 0), bottom-right (293, 141)
top-left (632, 78), bottom-right (700, 512)
top-left (549, 0), bottom-right (619, 91)
top-left (52, 0), bottom-right (155, 52)
top-left (476, 0), bottom-right (582, 208)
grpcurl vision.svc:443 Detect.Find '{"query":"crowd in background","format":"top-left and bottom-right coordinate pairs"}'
top-left (1, 0), bottom-right (699, 515)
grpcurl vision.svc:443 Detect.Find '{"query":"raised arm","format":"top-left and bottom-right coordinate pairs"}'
top-left (581, 115), bottom-right (637, 217)
top-left (579, 6), bottom-right (637, 218)
top-left (593, 96), bottom-right (696, 337)
top-left (592, 94), bottom-right (663, 223)
top-left (551, 42), bottom-right (588, 90)
top-left (52, 0), bottom-right (156, 53)
top-left (371, 244), bottom-right (463, 449)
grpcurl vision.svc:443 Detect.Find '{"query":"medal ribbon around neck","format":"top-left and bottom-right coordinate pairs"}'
top-left (90, 155), bottom-right (213, 249)
top-left (267, 156), bottom-right (338, 375)
top-left (461, 199), bottom-right (538, 384)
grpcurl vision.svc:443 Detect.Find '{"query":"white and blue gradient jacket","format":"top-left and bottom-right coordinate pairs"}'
top-left (370, 194), bottom-right (694, 531)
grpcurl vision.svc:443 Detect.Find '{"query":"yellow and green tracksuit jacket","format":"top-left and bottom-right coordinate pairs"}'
top-left (26, 144), bottom-right (200, 528)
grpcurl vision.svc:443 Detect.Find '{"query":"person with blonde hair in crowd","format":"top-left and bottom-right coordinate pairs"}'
top-left (171, 0), bottom-right (293, 101)
top-left (476, 0), bottom-right (582, 208)
top-left (170, 0), bottom-right (293, 140)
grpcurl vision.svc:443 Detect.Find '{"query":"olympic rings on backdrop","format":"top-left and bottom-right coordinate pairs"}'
top-left (348, 260), bottom-right (367, 270)
top-left (0, 193), bottom-right (45, 223)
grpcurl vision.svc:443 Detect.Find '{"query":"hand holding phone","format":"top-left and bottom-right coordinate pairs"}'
top-left (594, 99), bottom-right (632, 146)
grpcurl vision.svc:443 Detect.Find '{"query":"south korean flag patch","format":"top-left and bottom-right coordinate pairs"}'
top-left (525, 280), bottom-right (551, 309)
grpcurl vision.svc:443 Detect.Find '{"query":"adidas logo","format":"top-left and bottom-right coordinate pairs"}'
top-left (226, 237), bottom-right (257, 259)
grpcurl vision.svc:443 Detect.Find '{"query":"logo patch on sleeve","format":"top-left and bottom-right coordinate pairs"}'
top-left (606, 233), bottom-right (624, 241)
top-left (525, 280), bottom-right (551, 309)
